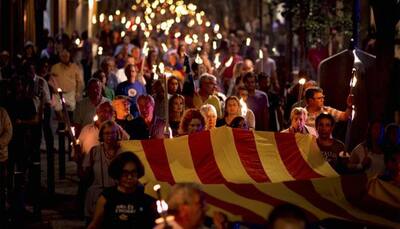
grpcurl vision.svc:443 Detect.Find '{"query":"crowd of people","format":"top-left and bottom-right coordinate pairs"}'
top-left (0, 22), bottom-right (399, 228)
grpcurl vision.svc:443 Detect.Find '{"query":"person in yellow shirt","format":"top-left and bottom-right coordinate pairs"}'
top-left (49, 49), bottom-right (84, 112)
top-left (192, 73), bottom-right (223, 119)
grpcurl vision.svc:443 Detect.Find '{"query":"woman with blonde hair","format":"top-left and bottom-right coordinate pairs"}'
top-left (200, 104), bottom-right (218, 130)
top-left (169, 94), bottom-right (185, 137)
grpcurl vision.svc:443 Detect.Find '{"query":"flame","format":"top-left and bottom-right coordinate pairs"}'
top-left (93, 115), bottom-right (99, 122)
top-left (161, 43), bottom-right (168, 53)
top-left (246, 37), bottom-right (251, 46)
top-left (142, 41), bottom-right (149, 56)
top-left (159, 63), bottom-right (165, 74)
top-left (195, 54), bottom-right (203, 64)
top-left (156, 200), bottom-right (169, 213)
top-left (351, 105), bottom-right (356, 120)
top-left (299, 78), bottom-right (306, 85)
top-left (153, 184), bottom-right (161, 191)
top-left (213, 53), bottom-right (221, 69)
top-left (239, 98), bottom-right (248, 117)
top-left (350, 76), bottom-right (357, 88)
top-left (258, 49), bottom-right (263, 59)
top-left (212, 41), bottom-right (217, 50)
top-left (224, 56), bottom-right (233, 68)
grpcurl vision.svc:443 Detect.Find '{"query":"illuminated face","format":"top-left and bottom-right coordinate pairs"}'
top-left (244, 76), bottom-right (256, 91)
top-left (311, 92), bottom-right (325, 109)
top-left (137, 99), bottom-right (154, 119)
top-left (59, 50), bottom-right (70, 64)
top-left (188, 118), bottom-right (203, 134)
top-left (317, 118), bottom-right (333, 139)
top-left (132, 48), bottom-right (141, 59)
top-left (102, 125), bottom-right (119, 144)
top-left (291, 114), bottom-right (306, 132)
top-left (119, 162), bottom-right (139, 189)
top-left (227, 99), bottom-right (240, 115)
top-left (88, 80), bottom-right (102, 100)
top-left (168, 78), bottom-right (179, 94)
top-left (127, 65), bottom-right (138, 81)
top-left (172, 97), bottom-right (184, 113)
top-left (185, 193), bottom-right (206, 229)
top-left (97, 103), bottom-right (114, 123)
top-left (202, 78), bottom-right (216, 95)
top-left (205, 110), bottom-right (217, 130)
top-left (113, 99), bottom-right (131, 118)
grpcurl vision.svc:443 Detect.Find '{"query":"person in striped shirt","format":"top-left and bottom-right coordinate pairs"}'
top-left (304, 87), bottom-right (353, 128)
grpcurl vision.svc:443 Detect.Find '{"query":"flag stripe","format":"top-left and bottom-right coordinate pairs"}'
top-left (141, 139), bottom-right (175, 184)
top-left (203, 192), bottom-right (266, 224)
top-left (253, 131), bottom-right (294, 182)
top-left (225, 183), bottom-right (319, 223)
top-left (313, 176), bottom-right (399, 227)
top-left (274, 133), bottom-right (322, 179)
top-left (341, 175), bottom-right (400, 224)
top-left (203, 185), bottom-right (271, 219)
top-left (294, 134), bottom-right (338, 176)
top-left (210, 128), bottom-right (256, 183)
top-left (232, 129), bottom-right (271, 182)
top-left (164, 135), bottom-right (202, 183)
top-left (284, 179), bottom-right (358, 221)
top-left (255, 182), bottom-right (335, 220)
top-left (188, 131), bottom-right (226, 183)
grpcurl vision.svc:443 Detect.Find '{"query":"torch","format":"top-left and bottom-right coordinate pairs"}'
top-left (57, 88), bottom-right (78, 146)
top-left (258, 49), bottom-right (264, 73)
top-left (140, 41), bottom-right (149, 80)
top-left (297, 78), bottom-right (306, 102)
top-left (153, 184), bottom-right (172, 229)
top-left (344, 66), bottom-right (358, 153)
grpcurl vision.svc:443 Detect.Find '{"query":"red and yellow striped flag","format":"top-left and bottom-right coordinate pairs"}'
top-left (120, 127), bottom-right (400, 227)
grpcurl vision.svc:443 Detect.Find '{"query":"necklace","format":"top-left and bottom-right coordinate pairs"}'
top-left (103, 144), bottom-right (117, 160)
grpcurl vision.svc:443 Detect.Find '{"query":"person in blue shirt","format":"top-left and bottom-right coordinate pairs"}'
top-left (116, 64), bottom-right (146, 118)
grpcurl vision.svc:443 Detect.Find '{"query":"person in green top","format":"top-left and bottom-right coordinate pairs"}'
top-left (93, 70), bottom-right (115, 100)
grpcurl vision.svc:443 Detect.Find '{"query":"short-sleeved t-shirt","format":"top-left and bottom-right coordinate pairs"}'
top-left (317, 139), bottom-right (345, 171)
top-left (101, 186), bottom-right (157, 229)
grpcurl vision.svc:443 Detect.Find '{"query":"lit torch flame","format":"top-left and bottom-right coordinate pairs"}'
top-left (258, 49), bottom-right (263, 60)
top-left (246, 37), bottom-right (251, 46)
top-left (225, 56), bottom-right (233, 68)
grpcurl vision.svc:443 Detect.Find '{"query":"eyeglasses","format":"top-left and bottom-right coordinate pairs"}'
top-left (122, 169), bottom-right (138, 177)
top-left (313, 96), bottom-right (325, 100)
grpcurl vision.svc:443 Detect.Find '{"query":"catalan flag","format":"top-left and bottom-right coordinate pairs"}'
top-left (120, 127), bottom-right (400, 227)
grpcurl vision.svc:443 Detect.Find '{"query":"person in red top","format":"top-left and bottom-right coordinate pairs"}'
top-left (221, 39), bottom-right (243, 93)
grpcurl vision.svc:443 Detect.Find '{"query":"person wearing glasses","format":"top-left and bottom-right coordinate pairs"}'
top-left (304, 87), bottom-right (352, 128)
top-left (88, 152), bottom-right (157, 229)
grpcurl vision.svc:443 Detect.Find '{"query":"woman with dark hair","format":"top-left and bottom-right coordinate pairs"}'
top-left (83, 120), bottom-right (121, 222)
top-left (167, 76), bottom-right (182, 96)
top-left (349, 120), bottom-right (385, 176)
top-left (178, 108), bottom-right (206, 135)
top-left (169, 94), bottom-right (185, 137)
top-left (88, 152), bottom-right (157, 229)
top-left (92, 70), bottom-right (115, 100)
top-left (217, 96), bottom-right (255, 129)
